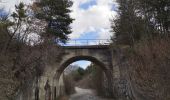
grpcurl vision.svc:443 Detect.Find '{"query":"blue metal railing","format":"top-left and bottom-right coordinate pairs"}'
top-left (61, 39), bottom-right (111, 46)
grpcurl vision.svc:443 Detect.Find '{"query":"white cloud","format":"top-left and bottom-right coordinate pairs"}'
top-left (1, 0), bottom-right (117, 41)
top-left (69, 0), bottom-right (117, 39)
top-left (0, 0), bottom-right (33, 13)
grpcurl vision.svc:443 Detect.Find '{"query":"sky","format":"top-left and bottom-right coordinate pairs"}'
top-left (71, 60), bottom-right (91, 69)
top-left (68, 0), bottom-right (117, 68)
top-left (0, 0), bottom-right (117, 69)
top-left (69, 0), bottom-right (117, 40)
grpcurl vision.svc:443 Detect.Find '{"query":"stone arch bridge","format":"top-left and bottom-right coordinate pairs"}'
top-left (18, 44), bottom-right (120, 100)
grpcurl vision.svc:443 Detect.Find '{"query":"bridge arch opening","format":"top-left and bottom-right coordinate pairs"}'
top-left (54, 56), bottom-right (111, 98)
top-left (55, 56), bottom-right (109, 79)
top-left (53, 55), bottom-right (112, 98)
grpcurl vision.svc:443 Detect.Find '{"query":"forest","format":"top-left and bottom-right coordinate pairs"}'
top-left (111, 0), bottom-right (170, 99)
top-left (0, 0), bottom-right (73, 99)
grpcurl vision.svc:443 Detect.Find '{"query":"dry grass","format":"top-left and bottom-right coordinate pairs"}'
top-left (127, 37), bottom-right (170, 100)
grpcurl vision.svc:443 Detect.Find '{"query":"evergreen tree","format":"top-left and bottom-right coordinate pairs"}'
top-left (112, 0), bottom-right (147, 45)
top-left (35, 0), bottom-right (74, 43)
top-left (111, 0), bottom-right (167, 45)
top-left (136, 0), bottom-right (170, 34)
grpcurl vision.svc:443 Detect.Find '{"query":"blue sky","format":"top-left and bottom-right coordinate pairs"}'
top-left (69, 0), bottom-right (117, 40)
top-left (71, 60), bottom-right (91, 69)
top-left (68, 0), bottom-right (117, 68)
top-left (80, 0), bottom-right (97, 10)
top-left (0, 0), bottom-right (117, 69)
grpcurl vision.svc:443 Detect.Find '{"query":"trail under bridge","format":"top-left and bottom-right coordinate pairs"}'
top-left (69, 87), bottom-right (113, 100)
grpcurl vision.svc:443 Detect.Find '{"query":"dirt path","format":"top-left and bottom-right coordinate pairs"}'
top-left (69, 87), bottom-right (113, 100)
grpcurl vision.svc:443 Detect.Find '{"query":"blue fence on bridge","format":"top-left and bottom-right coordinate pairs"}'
top-left (61, 39), bottom-right (111, 46)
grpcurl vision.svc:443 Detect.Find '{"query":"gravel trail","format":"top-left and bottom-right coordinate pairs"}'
top-left (69, 87), bottom-right (113, 100)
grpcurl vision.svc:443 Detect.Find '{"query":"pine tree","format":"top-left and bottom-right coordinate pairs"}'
top-left (35, 0), bottom-right (74, 43)
top-left (111, 0), bottom-right (160, 45)
top-left (112, 0), bottom-right (145, 45)
top-left (136, 0), bottom-right (170, 34)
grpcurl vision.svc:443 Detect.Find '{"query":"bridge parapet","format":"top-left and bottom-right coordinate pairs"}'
top-left (60, 39), bottom-right (111, 46)
top-left (62, 45), bottom-right (110, 49)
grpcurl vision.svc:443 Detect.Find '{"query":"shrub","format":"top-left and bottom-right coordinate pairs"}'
top-left (127, 37), bottom-right (170, 100)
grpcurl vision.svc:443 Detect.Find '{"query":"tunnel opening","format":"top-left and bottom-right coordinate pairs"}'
top-left (56, 56), bottom-right (108, 75)
top-left (54, 56), bottom-right (113, 99)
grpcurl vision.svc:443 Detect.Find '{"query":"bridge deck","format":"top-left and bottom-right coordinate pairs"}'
top-left (62, 45), bottom-right (110, 49)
